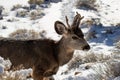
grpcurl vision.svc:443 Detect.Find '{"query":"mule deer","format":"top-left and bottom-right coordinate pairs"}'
top-left (0, 12), bottom-right (90, 80)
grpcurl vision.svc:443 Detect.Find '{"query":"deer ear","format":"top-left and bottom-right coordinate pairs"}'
top-left (54, 21), bottom-right (67, 35)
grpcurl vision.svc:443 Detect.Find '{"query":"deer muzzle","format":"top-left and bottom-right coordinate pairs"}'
top-left (83, 45), bottom-right (90, 51)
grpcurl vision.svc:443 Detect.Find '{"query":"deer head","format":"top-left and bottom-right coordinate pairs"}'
top-left (55, 12), bottom-right (90, 51)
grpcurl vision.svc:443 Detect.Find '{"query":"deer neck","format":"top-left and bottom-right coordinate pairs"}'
top-left (55, 38), bottom-right (74, 66)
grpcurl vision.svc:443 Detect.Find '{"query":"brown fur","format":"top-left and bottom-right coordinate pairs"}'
top-left (0, 13), bottom-right (90, 80)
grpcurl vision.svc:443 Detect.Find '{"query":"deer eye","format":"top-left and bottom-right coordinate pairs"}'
top-left (72, 36), bottom-right (78, 40)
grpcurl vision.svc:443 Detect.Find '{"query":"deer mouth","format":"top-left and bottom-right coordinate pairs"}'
top-left (83, 45), bottom-right (90, 51)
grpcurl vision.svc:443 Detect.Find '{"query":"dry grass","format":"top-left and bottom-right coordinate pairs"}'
top-left (67, 50), bottom-right (113, 70)
top-left (0, 68), bottom-right (32, 80)
top-left (9, 29), bottom-right (47, 40)
top-left (115, 41), bottom-right (120, 49)
top-left (11, 4), bottom-right (22, 11)
top-left (116, 23), bottom-right (120, 27)
top-left (29, 10), bottom-right (38, 20)
top-left (0, 72), bottom-right (28, 80)
top-left (16, 9), bottom-right (28, 17)
top-left (9, 29), bottom-right (40, 40)
top-left (67, 50), bottom-right (120, 79)
top-left (67, 40), bottom-right (120, 79)
top-left (28, 0), bottom-right (44, 5)
top-left (75, 0), bottom-right (98, 11)
top-left (29, 9), bottom-right (43, 20)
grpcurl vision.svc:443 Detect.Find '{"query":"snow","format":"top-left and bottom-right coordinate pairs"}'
top-left (0, 0), bottom-right (120, 80)
top-left (0, 0), bottom-right (29, 11)
top-left (38, 2), bottom-right (62, 40)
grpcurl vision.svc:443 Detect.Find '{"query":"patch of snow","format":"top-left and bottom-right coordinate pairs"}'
top-left (0, 0), bottom-right (29, 11)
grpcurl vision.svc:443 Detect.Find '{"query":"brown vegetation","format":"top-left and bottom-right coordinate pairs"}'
top-left (75, 0), bottom-right (98, 11)
top-left (9, 29), bottom-right (40, 40)
top-left (28, 0), bottom-right (44, 5)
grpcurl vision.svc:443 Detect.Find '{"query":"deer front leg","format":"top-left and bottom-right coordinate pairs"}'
top-left (43, 76), bottom-right (54, 80)
top-left (32, 71), bottom-right (44, 80)
top-left (32, 66), bottom-right (45, 80)
top-left (32, 66), bottom-right (55, 80)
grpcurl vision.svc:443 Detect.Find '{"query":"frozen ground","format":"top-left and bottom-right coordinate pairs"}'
top-left (0, 0), bottom-right (120, 80)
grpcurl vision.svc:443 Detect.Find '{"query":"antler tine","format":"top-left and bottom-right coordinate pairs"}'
top-left (76, 12), bottom-right (84, 20)
top-left (65, 16), bottom-right (71, 28)
top-left (72, 12), bottom-right (84, 28)
top-left (76, 12), bottom-right (79, 15)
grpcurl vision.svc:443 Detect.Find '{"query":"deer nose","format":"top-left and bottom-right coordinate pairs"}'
top-left (83, 45), bottom-right (90, 50)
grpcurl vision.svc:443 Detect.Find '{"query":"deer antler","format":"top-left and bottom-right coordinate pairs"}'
top-left (65, 16), bottom-right (71, 28)
top-left (71, 12), bottom-right (84, 29)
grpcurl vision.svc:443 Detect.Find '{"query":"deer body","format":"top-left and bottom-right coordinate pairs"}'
top-left (0, 13), bottom-right (90, 80)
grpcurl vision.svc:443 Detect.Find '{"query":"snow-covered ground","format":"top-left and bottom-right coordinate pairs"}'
top-left (0, 0), bottom-right (120, 80)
